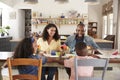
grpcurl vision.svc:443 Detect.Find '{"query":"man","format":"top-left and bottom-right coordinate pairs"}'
top-left (64, 22), bottom-right (99, 78)
top-left (65, 22), bottom-right (99, 53)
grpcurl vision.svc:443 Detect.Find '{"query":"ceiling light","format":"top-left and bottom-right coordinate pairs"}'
top-left (24, 0), bottom-right (38, 4)
top-left (84, 0), bottom-right (99, 5)
top-left (55, 0), bottom-right (68, 3)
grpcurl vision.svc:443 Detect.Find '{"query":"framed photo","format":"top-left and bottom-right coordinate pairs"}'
top-left (83, 14), bottom-right (88, 19)
top-left (32, 12), bottom-right (37, 18)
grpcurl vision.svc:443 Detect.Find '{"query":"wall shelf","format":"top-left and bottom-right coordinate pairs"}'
top-left (31, 18), bottom-right (84, 27)
top-left (88, 22), bottom-right (97, 38)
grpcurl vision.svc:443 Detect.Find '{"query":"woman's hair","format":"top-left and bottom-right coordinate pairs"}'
top-left (77, 21), bottom-right (85, 27)
top-left (42, 23), bottom-right (60, 41)
top-left (13, 37), bottom-right (35, 58)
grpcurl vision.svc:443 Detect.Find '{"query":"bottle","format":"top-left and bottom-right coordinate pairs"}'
top-left (61, 13), bottom-right (65, 18)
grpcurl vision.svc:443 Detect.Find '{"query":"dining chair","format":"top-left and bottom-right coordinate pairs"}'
top-left (74, 58), bottom-right (109, 80)
top-left (7, 58), bottom-right (42, 80)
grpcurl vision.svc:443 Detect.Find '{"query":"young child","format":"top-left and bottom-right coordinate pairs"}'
top-left (12, 37), bottom-right (47, 75)
top-left (2, 37), bottom-right (52, 79)
top-left (54, 42), bottom-right (95, 80)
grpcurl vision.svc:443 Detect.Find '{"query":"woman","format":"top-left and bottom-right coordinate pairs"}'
top-left (37, 23), bottom-right (61, 80)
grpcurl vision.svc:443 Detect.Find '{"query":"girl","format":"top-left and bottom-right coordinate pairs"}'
top-left (13, 37), bottom-right (47, 75)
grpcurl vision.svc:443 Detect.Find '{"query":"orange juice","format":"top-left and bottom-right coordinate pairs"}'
top-left (37, 45), bottom-right (41, 51)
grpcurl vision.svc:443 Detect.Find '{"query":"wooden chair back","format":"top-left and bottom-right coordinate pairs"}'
top-left (7, 58), bottom-right (42, 80)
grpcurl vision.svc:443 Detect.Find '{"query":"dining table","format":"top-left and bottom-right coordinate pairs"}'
top-left (0, 50), bottom-right (120, 80)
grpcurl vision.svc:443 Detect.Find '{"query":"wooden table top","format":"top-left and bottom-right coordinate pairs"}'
top-left (0, 51), bottom-right (120, 63)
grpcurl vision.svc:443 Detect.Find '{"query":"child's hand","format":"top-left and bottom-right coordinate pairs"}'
top-left (38, 51), bottom-right (46, 56)
top-left (88, 54), bottom-right (100, 58)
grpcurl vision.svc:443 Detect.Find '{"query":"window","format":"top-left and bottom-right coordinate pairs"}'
top-left (108, 13), bottom-right (113, 34)
top-left (102, 16), bottom-right (107, 38)
top-left (102, 14), bottom-right (113, 39)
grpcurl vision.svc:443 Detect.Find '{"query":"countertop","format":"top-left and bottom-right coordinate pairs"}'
top-left (10, 38), bottom-right (23, 42)
top-left (0, 36), bottom-right (12, 39)
top-left (10, 38), bottom-right (113, 43)
top-left (94, 39), bottom-right (113, 43)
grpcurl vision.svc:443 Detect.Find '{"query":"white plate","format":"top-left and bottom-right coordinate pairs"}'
top-left (43, 54), bottom-right (59, 57)
top-left (43, 53), bottom-right (75, 58)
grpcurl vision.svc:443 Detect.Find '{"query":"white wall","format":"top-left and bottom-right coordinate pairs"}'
top-left (88, 0), bottom-right (103, 38)
top-left (15, 9), bottom-right (25, 39)
top-left (0, 2), bottom-right (25, 39)
top-left (13, 0), bottom-right (88, 35)
top-left (3, 0), bottom-right (109, 38)
top-left (117, 0), bottom-right (120, 52)
top-left (32, 24), bottom-right (77, 35)
top-left (0, 0), bottom-right (14, 7)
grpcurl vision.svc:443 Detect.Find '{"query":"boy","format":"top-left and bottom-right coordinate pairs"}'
top-left (54, 42), bottom-right (95, 80)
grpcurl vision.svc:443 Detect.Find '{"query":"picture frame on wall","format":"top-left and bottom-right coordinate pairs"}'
top-left (32, 12), bottom-right (37, 18)
top-left (9, 11), bottom-right (16, 19)
top-left (82, 14), bottom-right (88, 19)
top-left (0, 8), bottom-right (2, 27)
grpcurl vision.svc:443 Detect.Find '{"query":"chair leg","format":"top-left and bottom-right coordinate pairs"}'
top-left (55, 70), bottom-right (58, 80)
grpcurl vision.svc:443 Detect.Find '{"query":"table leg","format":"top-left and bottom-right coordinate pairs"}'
top-left (0, 61), bottom-right (5, 80)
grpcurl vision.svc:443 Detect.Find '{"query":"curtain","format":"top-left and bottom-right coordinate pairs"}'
top-left (102, 0), bottom-right (113, 16)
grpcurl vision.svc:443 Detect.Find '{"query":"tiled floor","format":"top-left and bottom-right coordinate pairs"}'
top-left (2, 67), bottom-right (120, 80)
top-left (58, 67), bottom-right (120, 80)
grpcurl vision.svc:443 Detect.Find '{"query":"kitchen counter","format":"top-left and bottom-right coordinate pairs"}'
top-left (10, 38), bottom-right (114, 49)
top-left (10, 38), bottom-right (23, 51)
top-left (0, 36), bottom-right (12, 39)
top-left (10, 38), bottom-right (23, 42)
top-left (61, 38), bottom-right (113, 49)
top-left (0, 36), bottom-right (12, 51)
top-left (94, 39), bottom-right (113, 43)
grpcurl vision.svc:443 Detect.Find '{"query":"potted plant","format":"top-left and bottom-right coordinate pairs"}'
top-left (0, 27), bottom-right (6, 36)
top-left (5, 26), bottom-right (10, 35)
top-left (0, 26), bottom-right (10, 36)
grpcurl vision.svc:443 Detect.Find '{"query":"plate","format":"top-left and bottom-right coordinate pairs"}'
top-left (43, 54), bottom-right (59, 57)
top-left (43, 53), bottom-right (75, 58)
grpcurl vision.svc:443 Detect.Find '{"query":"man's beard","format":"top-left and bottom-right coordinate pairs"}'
top-left (76, 34), bottom-right (84, 37)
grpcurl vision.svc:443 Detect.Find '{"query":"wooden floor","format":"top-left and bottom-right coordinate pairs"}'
top-left (2, 67), bottom-right (120, 80)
